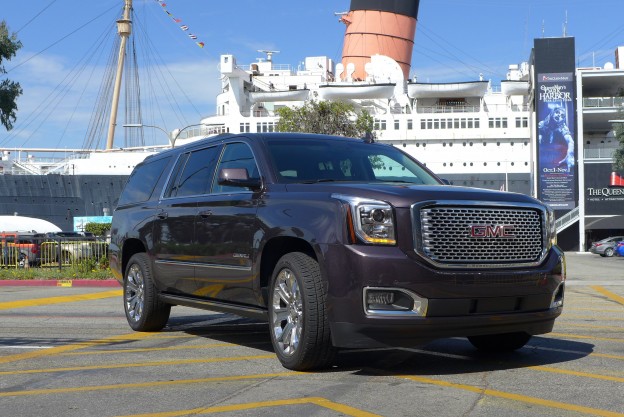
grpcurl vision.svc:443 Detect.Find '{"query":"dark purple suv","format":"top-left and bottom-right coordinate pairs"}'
top-left (109, 133), bottom-right (565, 370)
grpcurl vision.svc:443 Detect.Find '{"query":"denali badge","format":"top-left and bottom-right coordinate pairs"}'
top-left (470, 225), bottom-right (515, 238)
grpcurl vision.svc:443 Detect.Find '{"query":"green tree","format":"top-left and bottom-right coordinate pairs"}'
top-left (0, 21), bottom-right (22, 131)
top-left (85, 222), bottom-right (112, 237)
top-left (275, 100), bottom-right (375, 138)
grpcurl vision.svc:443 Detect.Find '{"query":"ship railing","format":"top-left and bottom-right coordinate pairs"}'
top-left (583, 97), bottom-right (624, 108)
top-left (584, 147), bottom-right (617, 159)
top-left (416, 105), bottom-right (482, 114)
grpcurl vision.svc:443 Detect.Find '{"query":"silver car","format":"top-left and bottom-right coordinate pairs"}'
top-left (589, 236), bottom-right (624, 257)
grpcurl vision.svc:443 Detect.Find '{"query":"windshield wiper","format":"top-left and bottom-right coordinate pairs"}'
top-left (299, 179), bottom-right (338, 184)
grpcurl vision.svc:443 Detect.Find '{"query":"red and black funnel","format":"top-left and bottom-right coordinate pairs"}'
top-left (340, 0), bottom-right (420, 81)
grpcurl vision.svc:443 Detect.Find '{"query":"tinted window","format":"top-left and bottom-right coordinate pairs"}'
top-left (212, 142), bottom-right (259, 193)
top-left (171, 146), bottom-right (220, 197)
top-left (266, 138), bottom-right (440, 185)
top-left (117, 156), bottom-right (171, 206)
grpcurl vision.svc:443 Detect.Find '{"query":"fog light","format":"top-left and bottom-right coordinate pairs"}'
top-left (367, 291), bottom-right (394, 305)
top-left (364, 287), bottom-right (428, 317)
top-left (550, 284), bottom-right (565, 308)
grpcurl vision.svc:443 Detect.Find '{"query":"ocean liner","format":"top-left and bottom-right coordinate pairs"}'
top-left (0, 0), bottom-right (542, 231)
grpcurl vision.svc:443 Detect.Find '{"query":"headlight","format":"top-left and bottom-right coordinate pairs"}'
top-left (546, 207), bottom-right (557, 247)
top-left (333, 194), bottom-right (396, 245)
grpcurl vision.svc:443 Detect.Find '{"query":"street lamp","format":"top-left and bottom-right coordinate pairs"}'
top-left (122, 123), bottom-right (172, 145)
top-left (122, 123), bottom-right (205, 147)
top-left (170, 124), bottom-right (205, 147)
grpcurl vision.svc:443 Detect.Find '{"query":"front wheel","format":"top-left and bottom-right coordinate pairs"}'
top-left (124, 253), bottom-right (170, 331)
top-left (269, 252), bottom-right (336, 371)
top-left (467, 332), bottom-right (531, 352)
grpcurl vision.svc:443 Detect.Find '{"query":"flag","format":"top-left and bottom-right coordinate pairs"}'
top-left (180, 25), bottom-right (189, 31)
top-left (188, 34), bottom-right (197, 39)
top-left (196, 42), bottom-right (205, 48)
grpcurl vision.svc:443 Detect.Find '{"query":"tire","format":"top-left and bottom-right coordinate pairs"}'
top-left (268, 252), bottom-right (336, 371)
top-left (604, 247), bottom-right (614, 257)
top-left (124, 253), bottom-right (170, 332)
top-left (468, 332), bottom-right (531, 352)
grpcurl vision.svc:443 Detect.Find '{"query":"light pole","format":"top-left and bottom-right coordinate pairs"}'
top-left (122, 123), bottom-right (172, 146)
top-left (122, 123), bottom-right (205, 148)
top-left (170, 124), bottom-right (205, 147)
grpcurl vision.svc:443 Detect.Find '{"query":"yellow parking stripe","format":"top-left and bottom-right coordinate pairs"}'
top-left (402, 375), bottom-right (624, 417)
top-left (0, 332), bottom-right (153, 365)
top-left (0, 289), bottom-right (122, 310)
top-left (591, 286), bottom-right (624, 306)
top-left (116, 397), bottom-right (383, 417)
top-left (529, 365), bottom-right (624, 382)
top-left (0, 354), bottom-right (275, 376)
top-left (549, 332), bottom-right (624, 342)
top-left (0, 373), bottom-right (296, 397)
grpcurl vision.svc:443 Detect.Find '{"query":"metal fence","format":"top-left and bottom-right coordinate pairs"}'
top-left (0, 238), bottom-right (109, 269)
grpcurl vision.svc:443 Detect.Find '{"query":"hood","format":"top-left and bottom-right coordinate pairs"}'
top-left (283, 182), bottom-right (542, 208)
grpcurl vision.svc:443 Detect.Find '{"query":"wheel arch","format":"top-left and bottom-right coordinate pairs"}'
top-left (259, 236), bottom-right (317, 306)
top-left (122, 238), bottom-right (147, 278)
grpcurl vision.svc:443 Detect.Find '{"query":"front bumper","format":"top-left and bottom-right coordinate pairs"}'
top-left (321, 244), bottom-right (565, 349)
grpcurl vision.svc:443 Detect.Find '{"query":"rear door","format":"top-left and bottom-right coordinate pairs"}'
top-left (153, 146), bottom-right (220, 295)
top-left (194, 141), bottom-right (261, 305)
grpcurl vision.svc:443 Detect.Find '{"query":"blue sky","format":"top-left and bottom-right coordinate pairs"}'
top-left (2, 0), bottom-right (624, 151)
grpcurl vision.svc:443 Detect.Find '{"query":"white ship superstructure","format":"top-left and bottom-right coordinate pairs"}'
top-left (172, 53), bottom-right (532, 193)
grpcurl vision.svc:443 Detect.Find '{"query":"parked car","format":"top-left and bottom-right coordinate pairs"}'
top-left (110, 132), bottom-right (565, 371)
top-left (0, 232), bottom-right (45, 267)
top-left (40, 231), bottom-right (105, 264)
top-left (614, 241), bottom-right (624, 257)
top-left (588, 236), bottom-right (624, 257)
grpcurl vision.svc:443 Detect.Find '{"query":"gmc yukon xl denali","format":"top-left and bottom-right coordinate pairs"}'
top-left (109, 133), bottom-right (565, 370)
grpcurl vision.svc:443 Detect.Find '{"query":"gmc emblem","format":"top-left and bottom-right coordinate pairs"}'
top-left (470, 225), bottom-right (515, 238)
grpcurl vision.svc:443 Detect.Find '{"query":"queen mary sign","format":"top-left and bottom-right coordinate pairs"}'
top-left (536, 72), bottom-right (577, 211)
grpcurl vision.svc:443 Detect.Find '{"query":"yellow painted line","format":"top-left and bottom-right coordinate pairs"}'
top-left (402, 375), bottom-right (624, 417)
top-left (562, 315), bottom-right (624, 321)
top-left (60, 342), bottom-right (235, 355)
top-left (563, 323), bottom-right (624, 331)
top-left (591, 286), bottom-right (624, 306)
top-left (0, 372), bottom-right (296, 397)
top-left (116, 397), bottom-right (383, 417)
top-left (549, 332), bottom-right (624, 342)
top-left (529, 365), bottom-right (624, 382)
top-left (0, 354), bottom-right (276, 376)
top-left (565, 308), bottom-right (623, 312)
top-left (0, 289), bottom-right (122, 310)
top-left (0, 332), bottom-right (153, 365)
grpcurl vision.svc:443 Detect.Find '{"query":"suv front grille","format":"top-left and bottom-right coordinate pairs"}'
top-left (418, 205), bottom-right (545, 267)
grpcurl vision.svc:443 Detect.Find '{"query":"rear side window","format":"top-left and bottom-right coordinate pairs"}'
top-left (118, 157), bottom-right (171, 206)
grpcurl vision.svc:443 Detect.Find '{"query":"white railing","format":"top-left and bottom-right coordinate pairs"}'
top-left (555, 206), bottom-right (580, 233)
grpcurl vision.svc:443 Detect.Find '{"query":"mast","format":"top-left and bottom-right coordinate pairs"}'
top-left (105, 0), bottom-right (132, 150)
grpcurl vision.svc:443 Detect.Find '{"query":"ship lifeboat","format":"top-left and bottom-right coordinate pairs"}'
top-left (407, 81), bottom-right (488, 99)
top-left (317, 82), bottom-right (396, 100)
top-left (501, 80), bottom-right (529, 96)
top-left (249, 89), bottom-right (310, 103)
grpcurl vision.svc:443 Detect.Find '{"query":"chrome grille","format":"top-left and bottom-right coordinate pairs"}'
top-left (419, 205), bottom-right (544, 266)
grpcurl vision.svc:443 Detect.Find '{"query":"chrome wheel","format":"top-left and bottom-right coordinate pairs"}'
top-left (271, 267), bottom-right (303, 356)
top-left (125, 263), bottom-right (145, 323)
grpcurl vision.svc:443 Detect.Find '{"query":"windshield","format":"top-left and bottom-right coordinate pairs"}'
top-left (266, 138), bottom-right (441, 185)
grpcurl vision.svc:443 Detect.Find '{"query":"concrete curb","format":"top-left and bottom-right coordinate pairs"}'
top-left (0, 279), bottom-right (120, 287)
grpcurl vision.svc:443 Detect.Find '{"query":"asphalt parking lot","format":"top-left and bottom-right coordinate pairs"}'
top-left (0, 252), bottom-right (622, 417)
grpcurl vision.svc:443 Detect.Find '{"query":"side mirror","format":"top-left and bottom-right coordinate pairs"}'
top-left (218, 168), bottom-right (262, 190)
top-left (440, 178), bottom-right (451, 185)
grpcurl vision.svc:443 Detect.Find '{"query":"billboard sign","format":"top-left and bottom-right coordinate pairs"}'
top-left (536, 72), bottom-right (577, 210)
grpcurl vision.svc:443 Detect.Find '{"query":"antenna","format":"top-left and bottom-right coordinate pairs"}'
top-left (541, 20), bottom-right (545, 38)
top-left (257, 50), bottom-right (280, 62)
top-left (562, 10), bottom-right (568, 37)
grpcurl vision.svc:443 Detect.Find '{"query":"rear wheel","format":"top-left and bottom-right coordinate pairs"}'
top-left (124, 253), bottom-right (170, 331)
top-left (269, 252), bottom-right (336, 370)
top-left (604, 247), bottom-right (614, 257)
top-left (468, 332), bottom-right (531, 352)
